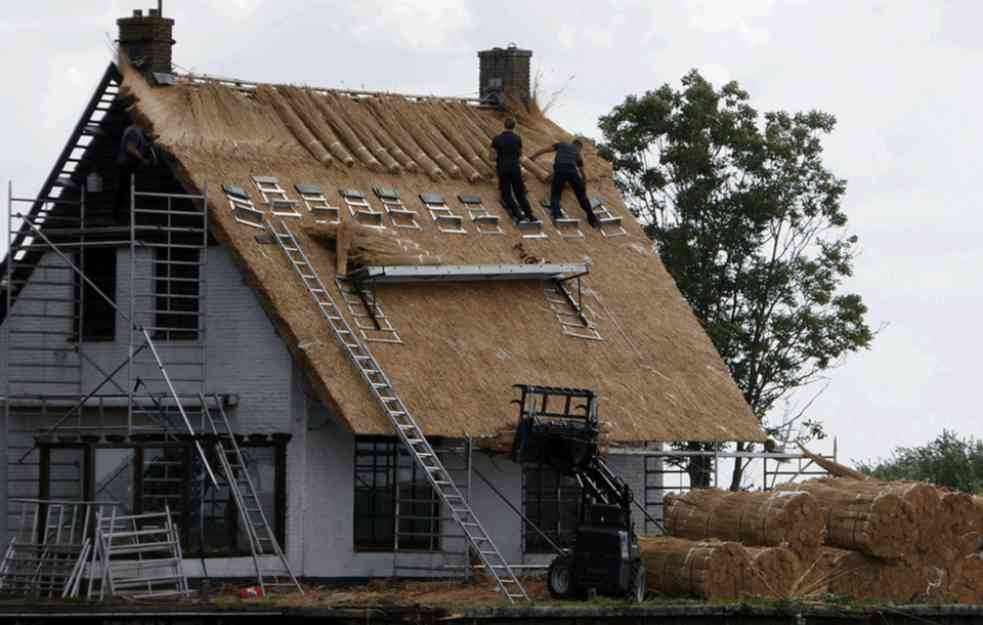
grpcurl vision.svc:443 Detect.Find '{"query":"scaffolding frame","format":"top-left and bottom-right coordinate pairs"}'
top-left (0, 498), bottom-right (115, 599)
top-left (625, 443), bottom-right (839, 535)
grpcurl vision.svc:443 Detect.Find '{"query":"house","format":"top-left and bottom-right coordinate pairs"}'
top-left (0, 8), bottom-right (764, 590)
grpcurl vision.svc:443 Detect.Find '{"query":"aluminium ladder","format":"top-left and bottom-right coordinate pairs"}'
top-left (266, 218), bottom-right (528, 603)
top-left (201, 393), bottom-right (302, 595)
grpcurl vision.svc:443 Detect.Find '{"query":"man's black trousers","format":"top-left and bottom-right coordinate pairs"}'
top-left (550, 168), bottom-right (598, 224)
top-left (498, 167), bottom-right (534, 220)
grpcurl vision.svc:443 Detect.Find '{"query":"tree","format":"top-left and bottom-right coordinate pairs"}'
top-left (857, 430), bottom-right (983, 493)
top-left (598, 70), bottom-right (873, 489)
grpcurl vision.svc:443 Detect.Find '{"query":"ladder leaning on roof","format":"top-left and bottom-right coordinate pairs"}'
top-left (266, 218), bottom-right (529, 604)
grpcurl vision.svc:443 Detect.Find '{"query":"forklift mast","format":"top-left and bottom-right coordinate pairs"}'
top-left (511, 385), bottom-right (634, 531)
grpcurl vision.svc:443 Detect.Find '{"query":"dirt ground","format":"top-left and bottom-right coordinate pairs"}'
top-left (213, 576), bottom-right (552, 608)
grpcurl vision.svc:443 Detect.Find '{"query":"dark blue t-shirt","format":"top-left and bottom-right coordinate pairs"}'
top-left (552, 142), bottom-right (583, 172)
top-left (491, 131), bottom-right (523, 172)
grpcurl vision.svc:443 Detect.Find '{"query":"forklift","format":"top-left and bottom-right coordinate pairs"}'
top-left (510, 385), bottom-right (646, 602)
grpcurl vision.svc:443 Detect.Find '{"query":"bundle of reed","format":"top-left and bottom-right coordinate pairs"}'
top-left (384, 98), bottom-right (461, 179)
top-left (420, 102), bottom-right (492, 179)
top-left (281, 87), bottom-right (356, 167)
top-left (345, 97), bottom-right (418, 173)
top-left (364, 98), bottom-right (443, 179)
top-left (948, 554), bottom-right (983, 604)
top-left (307, 91), bottom-right (381, 171)
top-left (328, 93), bottom-right (401, 174)
top-left (778, 479), bottom-right (917, 559)
top-left (820, 479), bottom-right (938, 555)
top-left (663, 489), bottom-right (823, 556)
top-left (438, 101), bottom-right (499, 172)
top-left (938, 491), bottom-right (979, 559)
top-left (791, 547), bottom-right (925, 602)
top-left (798, 445), bottom-right (870, 481)
top-left (256, 86), bottom-right (334, 167)
top-left (744, 546), bottom-right (801, 598)
top-left (639, 536), bottom-right (751, 601)
top-left (302, 222), bottom-right (440, 271)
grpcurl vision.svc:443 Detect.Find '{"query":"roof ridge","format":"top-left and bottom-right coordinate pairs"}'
top-left (178, 71), bottom-right (483, 105)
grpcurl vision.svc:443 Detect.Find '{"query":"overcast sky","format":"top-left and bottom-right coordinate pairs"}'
top-left (1, 1), bottom-right (980, 471)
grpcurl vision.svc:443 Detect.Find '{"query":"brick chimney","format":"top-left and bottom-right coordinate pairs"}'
top-left (117, 7), bottom-right (175, 75)
top-left (478, 44), bottom-right (532, 108)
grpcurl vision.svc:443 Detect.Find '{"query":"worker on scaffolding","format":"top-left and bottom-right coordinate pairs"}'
top-left (490, 118), bottom-right (536, 223)
top-left (114, 110), bottom-right (157, 224)
top-left (530, 138), bottom-right (600, 227)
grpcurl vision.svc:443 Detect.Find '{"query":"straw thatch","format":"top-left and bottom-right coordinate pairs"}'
top-left (118, 61), bottom-right (763, 442)
top-left (777, 478), bottom-right (917, 559)
top-left (820, 479), bottom-right (937, 555)
top-left (639, 537), bottom-right (751, 601)
top-left (745, 546), bottom-right (801, 598)
top-left (948, 554), bottom-right (983, 603)
top-left (663, 489), bottom-right (823, 557)
top-left (937, 491), bottom-right (979, 561)
top-left (798, 445), bottom-right (870, 481)
top-left (792, 547), bottom-right (928, 603)
top-left (303, 222), bottom-right (442, 270)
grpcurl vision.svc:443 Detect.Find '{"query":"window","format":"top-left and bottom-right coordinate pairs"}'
top-left (154, 247), bottom-right (200, 341)
top-left (37, 438), bottom-right (287, 557)
top-left (74, 247), bottom-right (117, 341)
top-left (523, 463), bottom-right (581, 553)
top-left (354, 436), bottom-right (440, 551)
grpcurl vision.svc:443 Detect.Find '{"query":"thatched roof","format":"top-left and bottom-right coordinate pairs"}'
top-left (121, 62), bottom-right (764, 443)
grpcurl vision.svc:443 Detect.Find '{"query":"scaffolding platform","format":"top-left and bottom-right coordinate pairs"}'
top-left (347, 263), bottom-right (588, 284)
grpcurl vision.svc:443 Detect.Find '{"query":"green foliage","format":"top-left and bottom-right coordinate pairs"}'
top-left (598, 70), bottom-right (873, 488)
top-left (857, 430), bottom-right (983, 493)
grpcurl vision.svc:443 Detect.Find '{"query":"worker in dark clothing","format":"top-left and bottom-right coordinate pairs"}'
top-left (490, 118), bottom-right (536, 223)
top-left (530, 138), bottom-right (599, 227)
top-left (114, 112), bottom-right (156, 223)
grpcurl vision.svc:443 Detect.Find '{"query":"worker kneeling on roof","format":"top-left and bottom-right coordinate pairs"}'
top-left (531, 138), bottom-right (600, 228)
top-left (114, 110), bottom-right (157, 224)
top-left (490, 118), bottom-right (536, 223)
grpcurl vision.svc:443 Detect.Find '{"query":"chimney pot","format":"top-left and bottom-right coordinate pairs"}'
top-left (118, 9), bottom-right (176, 75)
top-left (478, 45), bottom-right (533, 108)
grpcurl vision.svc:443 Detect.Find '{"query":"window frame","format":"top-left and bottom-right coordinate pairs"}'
top-left (36, 436), bottom-right (288, 558)
top-left (73, 246), bottom-right (117, 342)
top-left (353, 435), bottom-right (441, 552)
top-left (522, 462), bottom-right (582, 554)
top-left (153, 246), bottom-right (200, 342)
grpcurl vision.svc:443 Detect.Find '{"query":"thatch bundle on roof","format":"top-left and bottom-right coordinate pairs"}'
top-left (664, 489), bottom-right (823, 556)
top-left (303, 222), bottom-right (441, 271)
top-left (777, 478), bottom-right (917, 559)
top-left (639, 536), bottom-right (751, 601)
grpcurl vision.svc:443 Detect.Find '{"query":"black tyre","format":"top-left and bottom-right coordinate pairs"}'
top-left (627, 560), bottom-right (646, 603)
top-left (547, 555), bottom-right (575, 599)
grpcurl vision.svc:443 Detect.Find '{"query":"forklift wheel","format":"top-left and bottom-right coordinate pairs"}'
top-left (547, 555), bottom-right (575, 599)
top-left (628, 560), bottom-right (647, 603)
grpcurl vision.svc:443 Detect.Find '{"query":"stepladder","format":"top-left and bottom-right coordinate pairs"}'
top-left (266, 218), bottom-right (529, 603)
top-left (201, 394), bottom-right (303, 595)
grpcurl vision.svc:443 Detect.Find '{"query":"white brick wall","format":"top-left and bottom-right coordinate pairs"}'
top-left (1, 244), bottom-right (295, 543)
